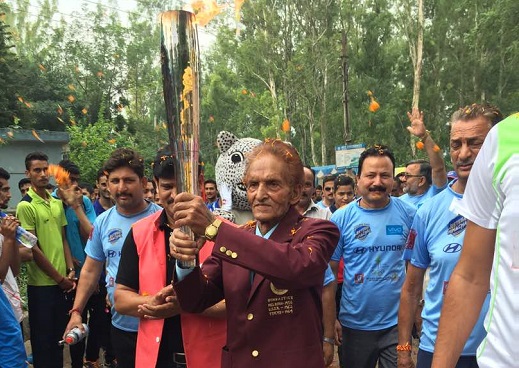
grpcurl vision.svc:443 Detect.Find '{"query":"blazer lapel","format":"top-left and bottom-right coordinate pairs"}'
top-left (247, 206), bottom-right (303, 305)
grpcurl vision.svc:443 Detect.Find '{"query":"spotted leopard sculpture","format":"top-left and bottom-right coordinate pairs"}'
top-left (213, 131), bottom-right (261, 225)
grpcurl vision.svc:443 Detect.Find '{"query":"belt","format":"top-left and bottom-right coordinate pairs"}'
top-left (174, 353), bottom-right (186, 365)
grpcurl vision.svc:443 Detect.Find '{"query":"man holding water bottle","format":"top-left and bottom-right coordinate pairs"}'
top-left (16, 152), bottom-right (76, 368)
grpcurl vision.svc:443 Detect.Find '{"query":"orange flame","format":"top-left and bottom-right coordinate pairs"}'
top-left (192, 0), bottom-right (225, 26)
top-left (48, 164), bottom-right (71, 187)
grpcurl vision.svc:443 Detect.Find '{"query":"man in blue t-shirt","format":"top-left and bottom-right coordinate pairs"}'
top-left (400, 109), bottom-right (448, 208)
top-left (330, 145), bottom-right (416, 368)
top-left (64, 148), bottom-right (161, 368)
top-left (0, 209), bottom-right (27, 368)
top-left (51, 160), bottom-right (98, 368)
top-left (93, 168), bottom-right (114, 216)
top-left (398, 103), bottom-right (503, 368)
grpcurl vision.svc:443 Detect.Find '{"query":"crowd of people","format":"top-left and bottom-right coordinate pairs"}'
top-left (0, 103), bottom-right (517, 368)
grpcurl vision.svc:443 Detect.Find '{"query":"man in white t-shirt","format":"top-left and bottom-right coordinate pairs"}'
top-left (432, 112), bottom-right (519, 368)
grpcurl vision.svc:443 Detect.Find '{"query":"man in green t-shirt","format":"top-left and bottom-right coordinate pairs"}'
top-left (16, 152), bottom-right (76, 368)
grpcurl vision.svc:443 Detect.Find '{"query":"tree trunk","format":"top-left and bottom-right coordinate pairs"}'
top-left (341, 28), bottom-right (351, 143)
top-left (411, 0), bottom-right (423, 109)
top-left (320, 63), bottom-right (328, 165)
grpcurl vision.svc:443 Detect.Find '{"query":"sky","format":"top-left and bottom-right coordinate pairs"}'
top-left (11, 0), bottom-right (216, 49)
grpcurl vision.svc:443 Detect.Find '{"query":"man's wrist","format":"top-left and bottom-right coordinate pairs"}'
top-left (396, 342), bottom-right (412, 352)
top-left (419, 130), bottom-right (430, 142)
top-left (323, 337), bottom-right (334, 345)
top-left (68, 308), bottom-right (82, 316)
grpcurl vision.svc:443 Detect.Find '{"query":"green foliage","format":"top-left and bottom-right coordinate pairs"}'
top-left (2, 0), bottom-right (519, 175)
top-left (67, 104), bottom-right (134, 184)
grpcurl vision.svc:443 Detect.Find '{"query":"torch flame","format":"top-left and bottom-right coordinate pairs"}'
top-left (191, 0), bottom-right (224, 26)
top-left (48, 164), bottom-right (71, 187)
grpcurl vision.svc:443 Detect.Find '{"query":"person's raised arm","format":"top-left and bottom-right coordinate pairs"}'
top-left (0, 216), bottom-right (20, 280)
top-left (432, 221), bottom-right (495, 368)
top-left (60, 187), bottom-right (95, 242)
top-left (407, 108), bottom-right (447, 188)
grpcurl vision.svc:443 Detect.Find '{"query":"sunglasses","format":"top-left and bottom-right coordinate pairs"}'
top-left (324, 187), bottom-right (333, 191)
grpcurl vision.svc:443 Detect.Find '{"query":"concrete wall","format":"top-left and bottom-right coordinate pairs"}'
top-left (0, 129), bottom-right (69, 209)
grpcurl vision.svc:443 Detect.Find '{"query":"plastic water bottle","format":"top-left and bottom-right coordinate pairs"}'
top-left (60, 324), bottom-right (89, 345)
top-left (0, 212), bottom-right (37, 248)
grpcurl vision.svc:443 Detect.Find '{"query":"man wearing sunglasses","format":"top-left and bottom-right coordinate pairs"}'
top-left (317, 175), bottom-right (336, 210)
top-left (400, 109), bottom-right (448, 209)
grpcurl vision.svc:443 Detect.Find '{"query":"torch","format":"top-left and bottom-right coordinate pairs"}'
top-left (160, 10), bottom-right (200, 268)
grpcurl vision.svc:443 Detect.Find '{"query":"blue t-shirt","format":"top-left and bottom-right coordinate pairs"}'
top-left (331, 197), bottom-right (416, 330)
top-left (400, 183), bottom-right (446, 209)
top-left (0, 288), bottom-right (27, 367)
top-left (403, 181), bottom-right (489, 355)
top-left (323, 265), bottom-right (335, 286)
top-left (206, 200), bottom-right (220, 212)
top-left (316, 200), bottom-right (330, 210)
top-left (93, 199), bottom-right (108, 216)
top-left (52, 190), bottom-right (97, 271)
top-left (86, 202), bottom-right (162, 332)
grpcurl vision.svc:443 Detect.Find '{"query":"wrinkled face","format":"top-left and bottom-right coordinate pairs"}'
top-left (334, 184), bottom-right (355, 209)
top-left (401, 163), bottom-right (424, 195)
top-left (357, 156), bottom-right (394, 208)
top-left (96, 175), bottom-right (111, 200)
top-left (107, 167), bottom-right (146, 213)
top-left (0, 178), bottom-right (11, 209)
top-left (322, 180), bottom-right (335, 201)
top-left (450, 117), bottom-right (491, 184)
top-left (157, 177), bottom-right (177, 219)
top-left (298, 167), bottom-right (315, 210)
top-left (205, 183), bottom-right (217, 201)
top-left (246, 154), bottom-right (301, 231)
top-left (26, 160), bottom-right (49, 190)
top-left (144, 181), bottom-right (155, 202)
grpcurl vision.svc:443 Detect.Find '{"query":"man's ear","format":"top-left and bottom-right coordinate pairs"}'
top-left (289, 184), bottom-right (303, 205)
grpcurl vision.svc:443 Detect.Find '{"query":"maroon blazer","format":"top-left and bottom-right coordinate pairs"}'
top-left (174, 206), bottom-right (340, 368)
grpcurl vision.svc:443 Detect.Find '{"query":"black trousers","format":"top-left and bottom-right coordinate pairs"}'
top-left (28, 285), bottom-right (69, 368)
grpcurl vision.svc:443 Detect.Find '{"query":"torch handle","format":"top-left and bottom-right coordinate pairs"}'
top-left (177, 225), bottom-right (197, 269)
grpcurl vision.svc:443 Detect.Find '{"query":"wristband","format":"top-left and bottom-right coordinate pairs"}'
top-left (68, 308), bottom-right (82, 316)
top-left (419, 130), bottom-right (430, 142)
top-left (323, 337), bottom-right (334, 345)
top-left (396, 342), bottom-right (412, 352)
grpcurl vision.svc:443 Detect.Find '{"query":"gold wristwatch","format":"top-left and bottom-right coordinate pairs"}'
top-left (205, 218), bottom-right (222, 240)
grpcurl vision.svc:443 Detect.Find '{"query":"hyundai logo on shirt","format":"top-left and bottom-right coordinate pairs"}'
top-left (443, 243), bottom-right (462, 253)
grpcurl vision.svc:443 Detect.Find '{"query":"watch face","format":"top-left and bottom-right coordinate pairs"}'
top-left (207, 227), bottom-right (216, 237)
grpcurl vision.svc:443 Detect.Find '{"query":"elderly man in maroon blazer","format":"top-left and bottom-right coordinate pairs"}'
top-left (170, 139), bottom-right (340, 367)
